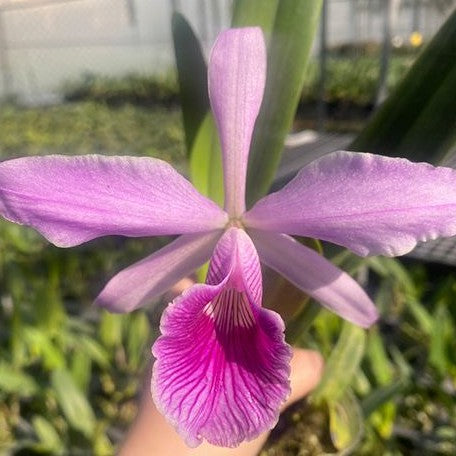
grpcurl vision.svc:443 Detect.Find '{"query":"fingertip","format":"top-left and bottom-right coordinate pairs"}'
top-left (287, 349), bottom-right (324, 405)
top-left (163, 277), bottom-right (195, 302)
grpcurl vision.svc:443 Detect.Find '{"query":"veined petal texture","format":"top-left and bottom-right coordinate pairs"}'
top-left (244, 151), bottom-right (456, 256)
top-left (0, 154), bottom-right (227, 247)
top-left (249, 229), bottom-right (378, 328)
top-left (208, 28), bottom-right (266, 216)
top-left (152, 228), bottom-right (291, 447)
top-left (95, 231), bottom-right (222, 313)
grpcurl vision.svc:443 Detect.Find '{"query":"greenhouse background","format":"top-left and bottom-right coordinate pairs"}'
top-left (0, 0), bottom-right (453, 103)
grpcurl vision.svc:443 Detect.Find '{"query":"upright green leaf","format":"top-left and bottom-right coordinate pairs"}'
top-left (366, 328), bottom-right (394, 386)
top-left (351, 9), bottom-right (456, 163)
top-left (34, 261), bottom-right (65, 332)
top-left (245, 0), bottom-right (323, 206)
top-left (406, 298), bottom-right (433, 335)
top-left (232, 0), bottom-right (279, 37)
top-left (99, 311), bottom-right (123, 349)
top-left (126, 312), bottom-right (150, 370)
top-left (51, 369), bottom-right (96, 438)
top-left (71, 350), bottom-right (92, 393)
top-left (312, 321), bottom-right (366, 403)
top-left (78, 337), bottom-right (109, 368)
top-left (24, 327), bottom-right (65, 371)
top-left (32, 416), bottom-right (64, 455)
top-left (189, 112), bottom-right (224, 206)
top-left (328, 390), bottom-right (364, 454)
top-left (0, 363), bottom-right (38, 396)
top-left (172, 12), bottom-right (209, 154)
top-left (429, 302), bottom-right (453, 376)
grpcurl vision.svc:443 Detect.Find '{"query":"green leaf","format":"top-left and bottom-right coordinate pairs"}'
top-left (406, 298), bottom-right (434, 335)
top-left (0, 362), bottom-right (38, 396)
top-left (312, 321), bottom-right (366, 403)
top-left (78, 337), bottom-right (109, 368)
top-left (353, 368), bottom-right (372, 396)
top-left (285, 300), bottom-right (320, 345)
top-left (71, 350), bottom-right (92, 392)
top-left (10, 294), bottom-right (26, 367)
top-left (126, 312), bottom-right (150, 370)
top-left (367, 257), bottom-right (415, 296)
top-left (51, 369), bottom-right (96, 438)
top-left (362, 379), bottom-right (408, 417)
top-left (99, 311), bottom-right (123, 349)
top-left (34, 261), bottom-right (65, 332)
top-left (429, 302), bottom-right (453, 375)
top-left (328, 390), bottom-right (364, 454)
top-left (32, 416), bottom-right (64, 454)
top-left (189, 112), bottom-right (224, 206)
top-left (331, 249), bottom-right (368, 276)
top-left (369, 401), bottom-right (397, 440)
top-left (24, 327), bottom-right (66, 370)
top-left (232, 0), bottom-right (279, 35)
top-left (1, 222), bottom-right (43, 254)
top-left (93, 427), bottom-right (115, 456)
top-left (172, 12), bottom-right (209, 155)
top-left (245, 0), bottom-right (323, 206)
top-left (366, 327), bottom-right (394, 386)
top-left (390, 345), bottom-right (413, 379)
top-left (351, 9), bottom-right (456, 163)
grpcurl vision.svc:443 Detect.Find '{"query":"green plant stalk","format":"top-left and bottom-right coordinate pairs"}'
top-left (246, 0), bottom-right (323, 207)
top-left (189, 113), bottom-right (224, 205)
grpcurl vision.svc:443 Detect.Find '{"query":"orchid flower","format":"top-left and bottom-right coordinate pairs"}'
top-left (1, 27), bottom-right (456, 448)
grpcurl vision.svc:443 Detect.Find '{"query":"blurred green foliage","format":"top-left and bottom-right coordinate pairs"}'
top-left (63, 73), bottom-right (179, 106)
top-left (301, 54), bottom-right (416, 105)
top-left (261, 254), bottom-right (456, 456)
top-left (0, 102), bottom-right (185, 163)
top-left (0, 103), bottom-right (183, 454)
top-left (0, 218), bottom-right (169, 454)
top-left (62, 50), bottom-right (418, 113)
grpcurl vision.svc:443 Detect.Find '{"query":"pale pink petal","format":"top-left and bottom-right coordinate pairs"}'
top-left (0, 155), bottom-right (227, 247)
top-left (249, 229), bottom-right (378, 328)
top-left (152, 228), bottom-right (291, 447)
top-left (244, 151), bottom-right (456, 256)
top-left (95, 231), bottom-right (222, 313)
top-left (208, 28), bottom-right (266, 217)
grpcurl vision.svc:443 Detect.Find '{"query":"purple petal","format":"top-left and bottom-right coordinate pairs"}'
top-left (152, 228), bottom-right (291, 447)
top-left (208, 28), bottom-right (266, 217)
top-left (95, 231), bottom-right (222, 313)
top-left (249, 229), bottom-right (378, 328)
top-left (244, 151), bottom-right (456, 256)
top-left (0, 155), bottom-right (227, 247)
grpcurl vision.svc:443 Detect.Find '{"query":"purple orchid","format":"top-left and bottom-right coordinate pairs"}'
top-left (1, 27), bottom-right (456, 448)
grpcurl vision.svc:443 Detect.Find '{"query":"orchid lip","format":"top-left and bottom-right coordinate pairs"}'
top-left (151, 228), bottom-right (292, 447)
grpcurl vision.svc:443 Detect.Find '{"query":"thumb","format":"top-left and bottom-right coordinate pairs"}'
top-left (283, 348), bottom-right (324, 409)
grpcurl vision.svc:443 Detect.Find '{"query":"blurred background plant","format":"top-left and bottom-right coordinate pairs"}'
top-left (0, 0), bottom-right (455, 455)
